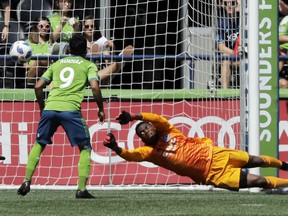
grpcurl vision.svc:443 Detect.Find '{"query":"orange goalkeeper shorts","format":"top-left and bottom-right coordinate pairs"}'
top-left (205, 146), bottom-right (249, 190)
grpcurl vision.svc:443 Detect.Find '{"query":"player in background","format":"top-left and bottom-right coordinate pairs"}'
top-left (104, 111), bottom-right (288, 191)
top-left (17, 34), bottom-right (105, 199)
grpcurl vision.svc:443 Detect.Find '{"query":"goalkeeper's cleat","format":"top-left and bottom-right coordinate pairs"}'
top-left (17, 181), bottom-right (31, 196)
top-left (280, 161), bottom-right (288, 170)
top-left (75, 189), bottom-right (95, 199)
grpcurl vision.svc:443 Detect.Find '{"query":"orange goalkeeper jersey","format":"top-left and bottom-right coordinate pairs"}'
top-left (120, 113), bottom-right (213, 183)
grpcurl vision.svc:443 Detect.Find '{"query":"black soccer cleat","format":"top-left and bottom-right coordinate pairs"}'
top-left (75, 189), bottom-right (95, 199)
top-left (17, 181), bottom-right (31, 196)
top-left (280, 161), bottom-right (288, 171)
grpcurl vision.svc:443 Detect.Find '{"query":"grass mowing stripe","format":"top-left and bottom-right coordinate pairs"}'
top-left (0, 189), bottom-right (287, 216)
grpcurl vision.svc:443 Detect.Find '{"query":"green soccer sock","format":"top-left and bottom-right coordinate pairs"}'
top-left (78, 149), bottom-right (91, 191)
top-left (25, 142), bottom-right (45, 182)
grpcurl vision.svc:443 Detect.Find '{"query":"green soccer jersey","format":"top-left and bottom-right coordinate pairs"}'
top-left (41, 55), bottom-right (99, 111)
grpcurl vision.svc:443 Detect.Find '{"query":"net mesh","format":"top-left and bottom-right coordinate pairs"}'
top-left (0, 0), bottom-right (245, 188)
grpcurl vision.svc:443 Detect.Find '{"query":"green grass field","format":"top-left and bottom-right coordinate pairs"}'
top-left (0, 189), bottom-right (287, 216)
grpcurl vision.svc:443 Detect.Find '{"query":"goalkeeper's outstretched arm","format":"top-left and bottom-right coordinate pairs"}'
top-left (34, 78), bottom-right (47, 112)
top-left (103, 133), bottom-right (149, 162)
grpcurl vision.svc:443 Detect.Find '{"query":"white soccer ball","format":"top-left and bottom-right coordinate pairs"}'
top-left (9, 40), bottom-right (32, 64)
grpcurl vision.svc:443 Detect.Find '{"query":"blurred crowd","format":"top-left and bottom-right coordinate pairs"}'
top-left (214, 0), bottom-right (287, 89)
top-left (0, 0), bottom-right (132, 88)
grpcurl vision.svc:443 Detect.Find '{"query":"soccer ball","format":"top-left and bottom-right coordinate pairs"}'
top-left (9, 40), bottom-right (32, 64)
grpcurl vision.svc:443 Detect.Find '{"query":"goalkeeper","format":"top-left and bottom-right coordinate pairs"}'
top-left (17, 34), bottom-right (105, 199)
top-left (104, 111), bottom-right (288, 191)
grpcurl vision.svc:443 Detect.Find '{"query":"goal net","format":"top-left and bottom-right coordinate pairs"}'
top-left (1, 0), bottom-right (248, 189)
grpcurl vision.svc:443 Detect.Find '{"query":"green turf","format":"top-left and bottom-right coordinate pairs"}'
top-left (1, 189), bottom-right (287, 216)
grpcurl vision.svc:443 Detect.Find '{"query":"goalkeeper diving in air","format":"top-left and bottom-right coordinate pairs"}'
top-left (17, 34), bottom-right (105, 199)
top-left (104, 111), bottom-right (288, 191)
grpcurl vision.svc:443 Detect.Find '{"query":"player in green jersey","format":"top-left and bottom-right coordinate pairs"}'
top-left (17, 34), bottom-right (105, 199)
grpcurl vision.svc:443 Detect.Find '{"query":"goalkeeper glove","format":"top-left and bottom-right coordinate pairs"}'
top-left (116, 110), bottom-right (134, 125)
top-left (103, 133), bottom-right (118, 151)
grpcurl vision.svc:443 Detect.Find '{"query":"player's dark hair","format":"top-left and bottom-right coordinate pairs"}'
top-left (69, 34), bottom-right (87, 57)
top-left (135, 121), bottom-right (145, 137)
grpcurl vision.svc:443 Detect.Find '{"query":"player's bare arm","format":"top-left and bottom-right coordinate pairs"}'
top-left (89, 79), bottom-right (105, 123)
top-left (34, 78), bottom-right (47, 112)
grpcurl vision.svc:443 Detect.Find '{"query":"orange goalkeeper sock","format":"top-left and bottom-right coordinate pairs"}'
top-left (264, 176), bottom-right (288, 189)
top-left (260, 155), bottom-right (282, 168)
